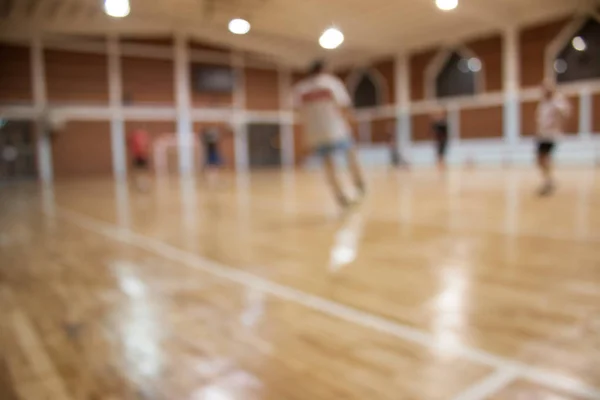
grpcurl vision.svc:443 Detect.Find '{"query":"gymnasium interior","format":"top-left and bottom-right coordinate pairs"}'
top-left (1, 0), bottom-right (600, 399)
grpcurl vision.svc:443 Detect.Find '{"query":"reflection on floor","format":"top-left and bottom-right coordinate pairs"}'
top-left (1, 168), bottom-right (599, 400)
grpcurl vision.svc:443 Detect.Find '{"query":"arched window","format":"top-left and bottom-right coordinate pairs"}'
top-left (555, 18), bottom-right (600, 83)
top-left (353, 72), bottom-right (379, 108)
top-left (435, 52), bottom-right (479, 98)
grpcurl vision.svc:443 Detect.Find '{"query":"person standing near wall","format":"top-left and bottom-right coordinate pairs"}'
top-left (388, 126), bottom-right (409, 169)
top-left (128, 128), bottom-right (151, 191)
top-left (430, 108), bottom-right (448, 171)
top-left (535, 82), bottom-right (571, 196)
top-left (292, 60), bottom-right (366, 208)
top-left (200, 125), bottom-right (222, 185)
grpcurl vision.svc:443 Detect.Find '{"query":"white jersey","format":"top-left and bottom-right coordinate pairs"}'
top-left (536, 94), bottom-right (571, 141)
top-left (292, 73), bottom-right (352, 147)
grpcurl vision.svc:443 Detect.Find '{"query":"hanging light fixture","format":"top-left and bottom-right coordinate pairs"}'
top-left (104, 0), bottom-right (130, 18)
top-left (229, 18), bottom-right (251, 35)
top-left (319, 27), bottom-right (344, 49)
top-left (436, 0), bottom-right (458, 11)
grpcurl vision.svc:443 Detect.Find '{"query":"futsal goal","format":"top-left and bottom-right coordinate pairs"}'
top-left (153, 132), bottom-right (202, 175)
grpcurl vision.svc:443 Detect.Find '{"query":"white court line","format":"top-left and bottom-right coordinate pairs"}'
top-left (451, 368), bottom-right (519, 400)
top-left (53, 207), bottom-right (600, 400)
top-left (453, 368), bottom-right (519, 400)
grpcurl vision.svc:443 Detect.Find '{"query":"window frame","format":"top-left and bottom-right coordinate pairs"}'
top-left (545, 13), bottom-right (600, 88)
top-left (346, 67), bottom-right (388, 109)
top-left (424, 46), bottom-right (486, 100)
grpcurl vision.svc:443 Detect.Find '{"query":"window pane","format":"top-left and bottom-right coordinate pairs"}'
top-left (556, 18), bottom-right (600, 83)
top-left (436, 52), bottom-right (476, 98)
top-left (354, 73), bottom-right (378, 108)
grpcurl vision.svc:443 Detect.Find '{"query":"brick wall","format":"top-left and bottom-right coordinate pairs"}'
top-left (245, 67), bottom-right (279, 111)
top-left (371, 118), bottom-right (395, 143)
top-left (467, 35), bottom-right (503, 93)
top-left (593, 94), bottom-right (600, 134)
top-left (519, 18), bottom-right (569, 88)
top-left (51, 121), bottom-right (112, 177)
top-left (411, 114), bottom-right (432, 141)
top-left (122, 56), bottom-right (175, 105)
top-left (410, 48), bottom-right (438, 101)
top-left (460, 106), bottom-right (504, 139)
top-left (45, 50), bottom-right (109, 104)
top-left (373, 59), bottom-right (395, 104)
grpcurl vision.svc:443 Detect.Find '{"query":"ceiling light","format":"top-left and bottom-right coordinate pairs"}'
top-left (229, 18), bottom-right (251, 35)
top-left (104, 0), bottom-right (130, 18)
top-left (468, 57), bottom-right (481, 72)
top-left (436, 0), bottom-right (458, 11)
top-left (572, 36), bottom-right (586, 52)
top-left (554, 59), bottom-right (567, 74)
top-left (319, 28), bottom-right (344, 50)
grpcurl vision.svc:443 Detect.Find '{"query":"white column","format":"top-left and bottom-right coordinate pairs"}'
top-left (108, 35), bottom-right (127, 180)
top-left (503, 27), bottom-right (520, 146)
top-left (448, 106), bottom-right (460, 143)
top-left (233, 52), bottom-right (249, 171)
top-left (278, 67), bottom-right (294, 168)
top-left (114, 180), bottom-right (131, 231)
top-left (31, 34), bottom-right (53, 184)
top-left (579, 89), bottom-right (592, 138)
top-left (395, 53), bottom-right (411, 156)
top-left (174, 33), bottom-right (194, 176)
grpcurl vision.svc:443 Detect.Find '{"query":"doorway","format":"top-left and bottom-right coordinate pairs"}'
top-left (0, 120), bottom-right (36, 181)
top-left (247, 123), bottom-right (281, 168)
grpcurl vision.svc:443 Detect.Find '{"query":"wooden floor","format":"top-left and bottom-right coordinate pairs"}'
top-left (1, 168), bottom-right (600, 400)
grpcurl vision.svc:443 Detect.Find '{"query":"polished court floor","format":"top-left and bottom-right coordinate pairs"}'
top-left (1, 168), bottom-right (600, 400)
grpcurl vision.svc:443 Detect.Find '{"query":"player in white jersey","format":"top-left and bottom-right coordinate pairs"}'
top-left (535, 82), bottom-right (571, 196)
top-left (292, 60), bottom-right (365, 207)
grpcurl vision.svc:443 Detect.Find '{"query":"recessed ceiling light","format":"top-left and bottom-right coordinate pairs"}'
top-left (319, 28), bottom-right (344, 50)
top-left (104, 0), bottom-right (130, 18)
top-left (436, 0), bottom-right (458, 11)
top-left (572, 36), bottom-right (586, 52)
top-left (229, 18), bottom-right (251, 35)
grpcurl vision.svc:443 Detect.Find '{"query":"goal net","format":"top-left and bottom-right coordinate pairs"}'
top-left (153, 133), bottom-right (202, 176)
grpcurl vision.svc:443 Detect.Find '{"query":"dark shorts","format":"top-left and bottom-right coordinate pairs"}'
top-left (314, 138), bottom-right (353, 157)
top-left (133, 156), bottom-right (148, 169)
top-left (537, 141), bottom-right (555, 156)
top-left (436, 138), bottom-right (448, 158)
top-left (206, 151), bottom-right (222, 166)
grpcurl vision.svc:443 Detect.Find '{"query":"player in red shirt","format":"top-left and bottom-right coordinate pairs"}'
top-left (129, 129), bottom-right (151, 191)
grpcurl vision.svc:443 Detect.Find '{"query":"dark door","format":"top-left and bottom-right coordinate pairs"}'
top-left (247, 123), bottom-right (281, 168)
top-left (0, 120), bottom-right (36, 181)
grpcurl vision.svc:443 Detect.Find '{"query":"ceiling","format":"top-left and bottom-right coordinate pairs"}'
top-left (0, 0), bottom-right (593, 68)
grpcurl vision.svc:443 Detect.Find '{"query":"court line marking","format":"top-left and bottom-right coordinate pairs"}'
top-left (451, 368), bottom-right (520, 400)
top-left (53, 207), bottom-right (600, 400)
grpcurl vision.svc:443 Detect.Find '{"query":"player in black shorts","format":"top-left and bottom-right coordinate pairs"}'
top-left (133, 156), bottom-right (148, 169)
top-left (535, 83), bottom-right (571, 196)
top-left (200, 126), bottom-right (222, 184)
top-left (129, 129), bottom-right (151, 191)
top-left (431, 109), bottom-right (448, 171)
